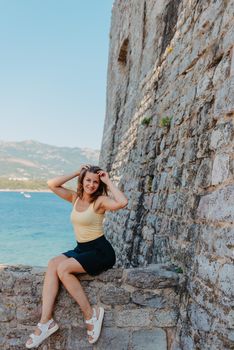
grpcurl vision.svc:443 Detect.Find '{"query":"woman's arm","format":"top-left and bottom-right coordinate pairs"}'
top-left (98, 170), bottom-right (128, 211)
top-left (47, 165), bottom-right (89, 203)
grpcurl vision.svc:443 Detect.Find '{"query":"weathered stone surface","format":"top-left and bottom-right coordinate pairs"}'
top-left (197, 185), bottom-right (234, 222)
top-left (96, 327), bottom-right (130, 350)
top-left (66, 326), bottom-right (92, 350)
top-left (212, 153), bottom-right (230, 185)
top-left (189, 303), bottom-right (212, 332)
top-left (124, 264), bottom-right (179, 289)
top-left (152, 235), bottom-right (171, 264)
top-left (132, 329), bottom-right (167, 350)
top-left (99, 1), bottom-right (234, 348)
top-left (218, 264), bottom-right (234, 297)
top-left (96, 268), bottom-right (123, 282)
top-left (214, 77), bottom-right (234, 118)
top-left (99, 286), bottom-right (130, 305)
top-left (0, 267), bottom-right (15, 294)
top-left (0, 264), bottom-right (181, 349)
top-left (0, 300), bottom-right (15, 322)
top-left (195, 255), bottom-right (221, 285)
top-left (115, 309), bottom-right (151, 327)
top-left (153, 309), bottom-right (179, 327)
top-left (210, 122), bottom-right (233, 150)
top-left (132, 290), bottom-right (166, 308)
top-left (213, 54), bottom-right (231, 86)
top-left (194, 158), bottom-right (212, 189)
top-left (199, 225), bottom-right (234, 259)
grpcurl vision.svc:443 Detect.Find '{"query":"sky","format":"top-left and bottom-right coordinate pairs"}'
top-left (0, 0), bottom-right (114, 150)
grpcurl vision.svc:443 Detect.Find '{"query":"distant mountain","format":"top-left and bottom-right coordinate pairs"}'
top-left (0, 140), bottom-right (100, 189)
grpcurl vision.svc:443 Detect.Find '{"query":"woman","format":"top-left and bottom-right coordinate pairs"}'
top-left (25, 164), bottom-right (128, 348)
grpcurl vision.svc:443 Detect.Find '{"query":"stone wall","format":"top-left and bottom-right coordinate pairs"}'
top-left (99, 0), bottom-right (234, 349)
top-left (0, 263), bottom-right (182, 350)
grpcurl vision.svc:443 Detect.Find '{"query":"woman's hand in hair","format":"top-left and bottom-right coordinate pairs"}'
top-left (97, 170), bottom-right (110, 185)
top-left (78, 164), bottom-right (91, 174)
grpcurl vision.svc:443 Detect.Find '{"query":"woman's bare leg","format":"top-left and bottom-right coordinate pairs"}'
top-left (57, 258), bottom-right (101, 342)
top-left (26, 255), bottom-right (68, 346)
top-left (40, 255), bottom-right (68, 321)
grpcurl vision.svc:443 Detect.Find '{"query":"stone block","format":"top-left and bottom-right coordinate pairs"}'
top-left (179, 334), bottom-right (194, 350)
top-left (213, 54), bottom-right (231, 86)
top-left (123, 264), bottom-right (179, 289)
top-left (175, 144), bottom-right (184, 163)
top-left (197, 185), bottom-right (234, 222)
top-left (194, 158), bottom-right (212, 189)
top-left (214, 76), bottom-right (234, 118)
top-left (142, 226), bottom-right (154, 242)
top-left (115, 309), bottom-right (151, 327)
top-left (214, 233), bottom-right (234, 260)
top-left (124, 229), bottom-right (134, 243)
top-left (14, 273), bottom-right (35, 295)
top-left (195, 255), bottom-right (221, 285)
top-left (152, 236), bottom-right (171, 264)
top-left (95, 327), bottom-right (130, 350)
top-left (210, 122), bottom-right (233, 150)
top-left (218, 264), bottom-right (234, 297)
top-left (228, 330), bottom-right (234, 342)
top-left (196, 72), bottom-right (212, 98)
top-left (146, 213), bottom-right (157, 228)
top-left (16, 300), bottom-right (39, 324)
top-left (187, 278), bottom-right (220, 318)
top-left (0, 268), bottom-right (15, 294)
top-left (165, 193), bottom-right (177, 213)
top-left (96, 268), bottom-right (123, 282)
top-left (222, 26), bottom-right (234, 53)
top-left (212, 153), bottom-right (230, 185)
top-left (184, 138), bottom-right (196, 163)
top-left (222, 0), bottom-right (234, 30)
top-left (4, 328), bottom-right (32, 350)
top-left (132, 290), bottom-right (167, 308)
top-left (189, 303), bottom-right (212, 332)
top-left (64, 326), bottom-right (88, 350)
top-left (132, 328), bottom-right (167, 350)
top-left (158, 171), bottom-right (168, 190)
top-left (0, 302), bottom-right (15, 322)
top-left (231, 46), bottom-right (234, 76)
top-left (166, 156), bottom-right (176, 168)
top-left (200, 225), bottom-right (234, 259)
top-left (193, 0), bottom-right (223, 37)
top-left (197, 132), bottom-right (210, 158)
top-left (99, 285), bottom-right (130, 305)
top-left (227, 309), bottom-right (234, 328)
top-left (153, 309), bottom-right (179, 327)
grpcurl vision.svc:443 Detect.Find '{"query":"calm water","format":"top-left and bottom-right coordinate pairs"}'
top-left (0, 192), bottom-right (77, 266)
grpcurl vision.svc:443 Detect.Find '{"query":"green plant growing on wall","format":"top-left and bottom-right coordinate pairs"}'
top-left (141, 116), bottom-right (152, 126)
top-left (175, 267), bottom-right (183, 273)
top-left (159, 116), bottom-right (172, 128)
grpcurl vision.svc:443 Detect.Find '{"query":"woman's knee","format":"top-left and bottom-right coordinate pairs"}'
top-left (57, 261), bottom-right (69, 280)
top-left (47, 255), bottom-right (67, 273)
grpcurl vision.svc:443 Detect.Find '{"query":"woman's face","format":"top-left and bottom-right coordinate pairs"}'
top-left (83, 171), bottom-right (100, 194)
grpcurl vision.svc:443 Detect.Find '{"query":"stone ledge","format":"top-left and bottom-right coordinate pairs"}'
top-left (0, 263), bottom-right (181, 350)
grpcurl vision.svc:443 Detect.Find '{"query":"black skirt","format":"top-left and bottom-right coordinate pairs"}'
top-left (62, 235), bottom-right (116, 276)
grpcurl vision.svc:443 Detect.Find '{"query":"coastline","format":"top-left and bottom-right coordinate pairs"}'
top-left (0, 189), bottom-right (52, 193)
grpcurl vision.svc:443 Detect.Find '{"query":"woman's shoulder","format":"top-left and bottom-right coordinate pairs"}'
top-left (95, 195), bottom-right (108, 204)
top-left (72, 193), bottom-right (79, 205)
top-left (93, 195), bottom-right (108, 213)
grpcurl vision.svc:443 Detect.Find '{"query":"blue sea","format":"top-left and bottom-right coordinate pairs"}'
top-left (0, 192), bottom-right (77, 267)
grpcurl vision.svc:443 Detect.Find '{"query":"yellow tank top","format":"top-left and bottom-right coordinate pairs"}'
top-left (70, 196), bottom-right (105, 243)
